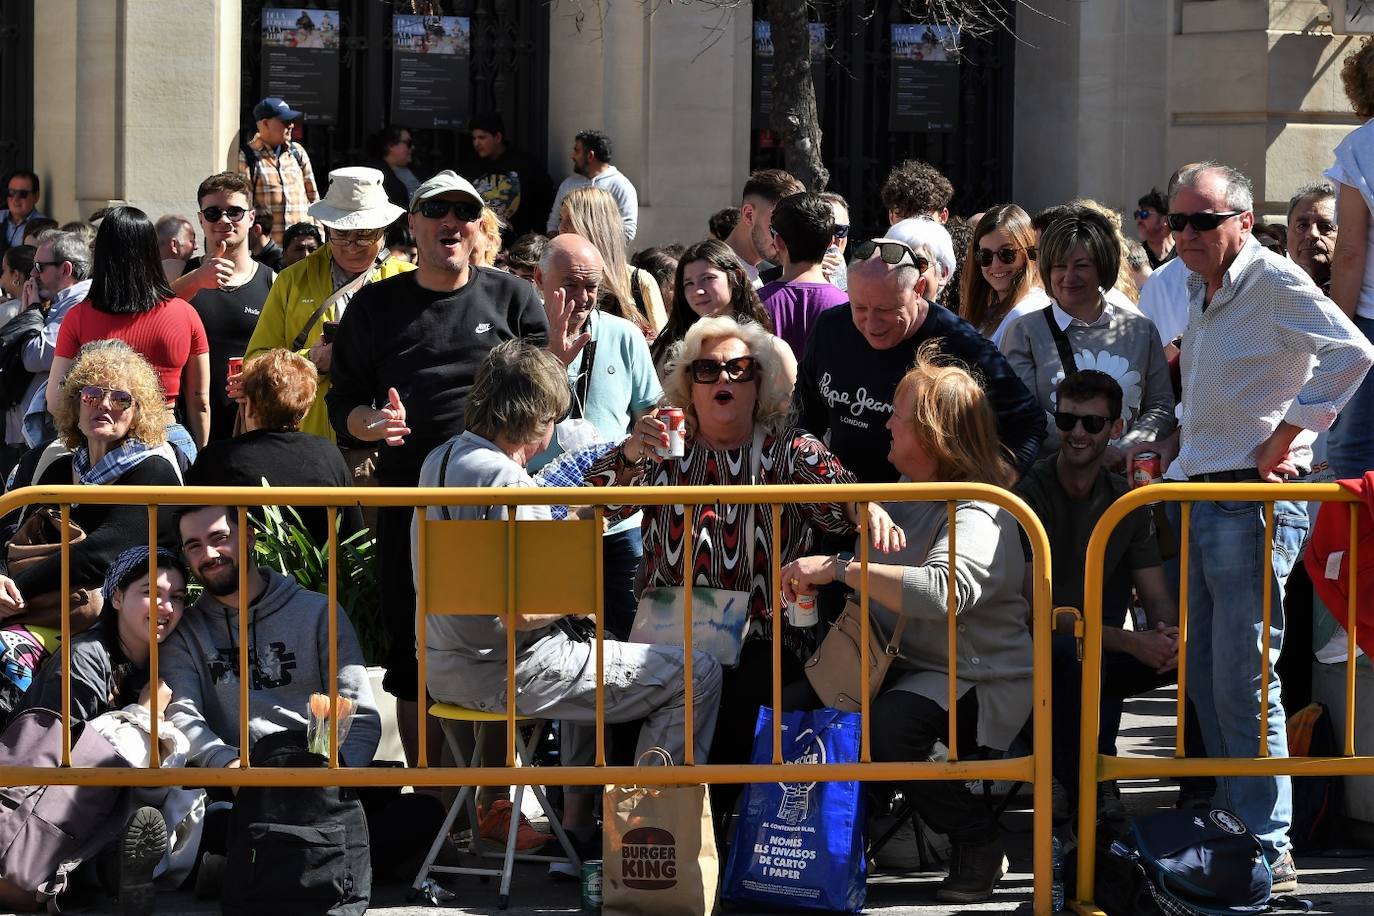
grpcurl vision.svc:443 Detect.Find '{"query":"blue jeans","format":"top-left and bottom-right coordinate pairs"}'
top-left (165, 422), bottom-right (197, 467)
top-left (1327, 314), bottom-right (1374, 479)
top-left (1185, 497), bottom-right (1309, 861)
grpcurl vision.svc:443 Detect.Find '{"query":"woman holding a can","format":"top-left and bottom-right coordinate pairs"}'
top-left (586, 314), bottom-right (905, 798)
top-left (780, 349), bottom-right (1030, 904)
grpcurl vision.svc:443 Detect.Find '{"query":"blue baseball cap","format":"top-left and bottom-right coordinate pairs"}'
top-left (253, 97), bottom-right (303, 123)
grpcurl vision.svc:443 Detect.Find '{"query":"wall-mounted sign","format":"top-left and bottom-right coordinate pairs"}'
top-left (391, 14), bottom-right (471, 129)
top-left (752, 21), bottom-right (827, 123)
top-left (261, 7), bottom-right (340, 124)
top-left (890, 24), bottom-right (960, 133)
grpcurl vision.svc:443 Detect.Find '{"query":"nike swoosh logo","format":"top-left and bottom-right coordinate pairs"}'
top-left (475, 323), bottom-right (492, 333)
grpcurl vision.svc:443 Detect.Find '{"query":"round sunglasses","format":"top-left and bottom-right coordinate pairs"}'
top-left (79, 385), bottom-right (134, 411)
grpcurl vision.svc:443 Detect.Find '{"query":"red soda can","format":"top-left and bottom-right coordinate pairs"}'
top-left (227, 356), bottom-right (244, 378)
top-left (657, 407), bottom-right (685, 458)
top-left (1131, 451), bottom-right (1162, 489)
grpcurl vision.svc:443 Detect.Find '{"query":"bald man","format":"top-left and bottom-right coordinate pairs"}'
top-left (796, 239), bottom-right (1045, 482)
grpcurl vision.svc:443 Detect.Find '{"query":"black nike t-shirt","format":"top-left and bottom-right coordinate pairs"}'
top-left (188, 262), bottom-right (273, 442)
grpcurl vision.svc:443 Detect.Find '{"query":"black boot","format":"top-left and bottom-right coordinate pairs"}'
top-left (936, 836), bottom-right (1008, 903)
top-left (118, 806), bottom-right (167, 916)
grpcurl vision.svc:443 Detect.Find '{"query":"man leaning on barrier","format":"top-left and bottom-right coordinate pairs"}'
top-left (1137, 161), bottom-right (1374, 893)
top-left (416, 339), bottom-right (723, 768)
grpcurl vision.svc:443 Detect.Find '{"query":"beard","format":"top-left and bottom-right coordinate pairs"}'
top-left (195, 557), bottom-right (241, 596)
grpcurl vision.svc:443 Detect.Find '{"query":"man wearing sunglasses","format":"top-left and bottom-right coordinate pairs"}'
top-left (1133, 188), bottom-right (1174, 269)
top-left (1016, 370), bottom-right (1179, 824)
top-left (0, 170), bottom-right (44, 256)
top-left (171, 172), bottom-right (275, 444)
top-left (235, 97), bottom-right (319, 245)
top-left (796, 236), bottom-right (1044, 484)
top-left (1158, 161), bottom-right (1374, 892)
top-left (18, 230), bottom-right (90, 447)
top-left (327, 169), bottom-right (553, 766)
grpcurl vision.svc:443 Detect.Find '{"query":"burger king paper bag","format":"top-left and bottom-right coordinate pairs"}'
top-left (603, 749), bottom-right (718, 916)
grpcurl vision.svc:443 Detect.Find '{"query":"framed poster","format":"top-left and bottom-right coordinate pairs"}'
top-left (261, 7), bottom-right (340, 124)
top-left (752, 21), bottom-right (827, 123)
top-left (391, 14), bottom-right (471, 129)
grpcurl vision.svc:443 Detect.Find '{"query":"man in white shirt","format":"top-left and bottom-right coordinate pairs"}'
top-left (1151, 161), bottom-right (1374, 894)
top-left (546, 130), bottom-right (639, 242)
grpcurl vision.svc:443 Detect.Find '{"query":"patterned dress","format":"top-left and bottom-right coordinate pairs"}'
top-left (587, 425), bottom-right (857, 662)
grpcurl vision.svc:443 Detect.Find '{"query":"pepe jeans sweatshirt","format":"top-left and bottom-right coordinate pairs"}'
top-left (161, 568), bottom-right (380, 768)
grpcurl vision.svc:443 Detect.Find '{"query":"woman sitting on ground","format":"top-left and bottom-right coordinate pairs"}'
top-left (648, 239), bottom-right (795, 387)
top-left (186, 349), bottom-right (363, 547)
top-left (782, 350), bottom-right (1031, 905)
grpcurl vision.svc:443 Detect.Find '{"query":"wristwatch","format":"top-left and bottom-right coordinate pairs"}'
top-left (834, 551), bottom-right (855, 585)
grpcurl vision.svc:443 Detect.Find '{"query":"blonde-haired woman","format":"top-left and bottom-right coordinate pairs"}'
top-left (0, 340), bottom-right (182, 627)
top-left (587, 314), bottom-right (903, 808)
top-left (959, 204), bottom-right (1050, 347)
top-left (782, 350), bottom-right (1029, 904)
top-left (473, 206), bottom-right (505, 268)
top-left (559, 186), bottom-right (667, 334)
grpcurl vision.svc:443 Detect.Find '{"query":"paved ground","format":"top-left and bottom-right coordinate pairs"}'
top-left (9, 685), bottom-right (1374, 914)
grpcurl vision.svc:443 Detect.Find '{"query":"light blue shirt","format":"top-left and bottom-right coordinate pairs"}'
top-left (529, 310), bottom-right (661, 535)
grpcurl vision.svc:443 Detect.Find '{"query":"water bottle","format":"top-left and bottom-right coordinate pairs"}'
top-left (1051, 833), bottom-right (1065, 911)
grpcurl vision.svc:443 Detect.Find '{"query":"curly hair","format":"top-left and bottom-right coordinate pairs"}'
top-left (659, 315), bottom-right (792, 439)
top-left (1343, 36), bottom-right (1374, 119)
top-left (242, 349), bottom-right (318, 431)
top-left (54, 339), bottom-right (168, 450)
top-left (880, 159), bottom-right (954, 220)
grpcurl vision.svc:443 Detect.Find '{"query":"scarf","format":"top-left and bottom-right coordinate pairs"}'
top-left (72, 439), bottom-right (176, 486)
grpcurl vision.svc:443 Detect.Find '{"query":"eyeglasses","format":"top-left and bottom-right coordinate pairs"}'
top-left (1053, 410), bottom-right (1110, 434)
top-left (31, 260), bottom-right (64, 272)
top-left (200, 205), bottom-right (248, 223)
top-left (415, 199), bottom-right (483, 222)
top-left (6, 189), bottom-right (32, 200)
top-left (833, 224), bottom-right (849, 240)
top-left (975, 245), bottom-right (1033, 267)
top-left (1132, 209), bottom-right (1155, 221)
top-left (688, 356), bottom-right (759, 384)
top-left (1166, 211), bottom-right (1242, 232)
top-left (329, 227), bottom-right (386, 248)
top-left (850, 239), bottom-right (930, 273)
top-left (79, 385), bottom-right (134, 411)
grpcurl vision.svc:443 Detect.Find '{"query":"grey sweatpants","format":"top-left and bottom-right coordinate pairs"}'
top-left (430, 630), bottom-right (723, 767)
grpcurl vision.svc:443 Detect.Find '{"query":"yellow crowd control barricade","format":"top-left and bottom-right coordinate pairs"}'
top-left (1070, 482), bottom-right (1364, 915)
top-left (0, 482), bottom-right (1056, 913)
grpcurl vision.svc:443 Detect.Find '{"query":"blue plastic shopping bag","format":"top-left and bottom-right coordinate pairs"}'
top-left (722, 706), bottom-right (866, 912)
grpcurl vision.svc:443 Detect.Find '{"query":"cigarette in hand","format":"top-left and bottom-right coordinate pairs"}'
top-left (366, 417), bottom-right (391, 430)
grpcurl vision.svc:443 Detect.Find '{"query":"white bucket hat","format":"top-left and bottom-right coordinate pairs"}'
top-left (307, 166), bottom-right (405, 230)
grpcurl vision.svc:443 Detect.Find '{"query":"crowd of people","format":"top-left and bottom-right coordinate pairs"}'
top-left (2, 52), bottom-right (1374, 910)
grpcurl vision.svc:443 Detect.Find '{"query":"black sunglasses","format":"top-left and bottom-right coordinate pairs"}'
top-left (689, 356), bottom-right (759, 384)
top-left (975, 245), bottom-right (1034, 267)
top-left (6, 189), bottom-right (31, 199)
top-left (832, 224), bottom-right (850, 240)
top-left (415, 199), bottom-right (483, 222)
top-left (200, 205), bottom-right (248, 223)
top-left (31, 260), bottom-right (64, 272)
top-left (1053, 410), bottom-right (1110, 434)
top-left (1166, 211), bottom-right (1242, 232)
top-left (850, 239), bottom-right (930, 273)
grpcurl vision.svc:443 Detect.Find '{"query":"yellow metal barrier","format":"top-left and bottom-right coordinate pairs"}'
top-left (1070, 482), bottom-right (1363, 915)
top-left (0, 482), bottom-right (1056, 913)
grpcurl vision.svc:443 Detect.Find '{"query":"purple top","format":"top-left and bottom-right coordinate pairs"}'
top-left (758, 280), bottom-right (849, 361)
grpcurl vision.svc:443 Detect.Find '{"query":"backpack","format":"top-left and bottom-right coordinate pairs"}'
top-left (1108, 808), bottom-right (1272, 915)
top-left (222, 730), bottom-right (371, 916)
top-left (240, 136), bottom-right (307, 205)
top-left (0, 708), bottom-right (127, 910)
top-left (1287, 702), bottom-right (1344, 853)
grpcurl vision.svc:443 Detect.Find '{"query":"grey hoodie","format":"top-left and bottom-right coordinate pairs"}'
top-left (162, 567), bottom-right (380, 768)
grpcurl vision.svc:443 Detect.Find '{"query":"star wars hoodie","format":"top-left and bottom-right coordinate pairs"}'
top-left (162, 567), bottom-right (381, 768)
